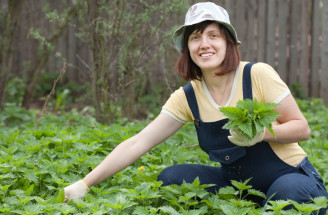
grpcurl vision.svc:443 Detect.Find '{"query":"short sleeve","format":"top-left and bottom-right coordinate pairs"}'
top-left (161, 87), bottom-right (194, 123)
top-left (251, 62), bottom-right (290, 103)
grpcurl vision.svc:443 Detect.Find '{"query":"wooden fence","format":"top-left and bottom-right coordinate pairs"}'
top-left (6, 0), bottom-right (328, 104)
top-left (217, 0), bottom-right (328, 103)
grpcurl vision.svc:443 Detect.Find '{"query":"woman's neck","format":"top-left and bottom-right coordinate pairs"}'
top-left (203, 70), bottom-right (232, 90)
top-left (202, 70), bottom-right (235, 106)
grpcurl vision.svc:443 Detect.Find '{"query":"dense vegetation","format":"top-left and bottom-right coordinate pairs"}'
top-left (0, 97), bottom-right (328, 214)
top-left (1, 1), bottom-right (328, 213)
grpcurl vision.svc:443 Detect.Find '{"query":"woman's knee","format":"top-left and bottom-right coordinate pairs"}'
top-left (157, 165), bottom-right (190, 186)
top-left (266, 173), bottom-right (326, 202)
top-left (157, 164), bottom-right (222, 187)
top-left (157, 166), bottom-right (176, 186)
top-left (264, 173), bottom-right (328, 214)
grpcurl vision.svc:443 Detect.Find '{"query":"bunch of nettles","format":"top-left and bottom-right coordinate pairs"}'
top-left (220, 99), bottom-right (280, 140)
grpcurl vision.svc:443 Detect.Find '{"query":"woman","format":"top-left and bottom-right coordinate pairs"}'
top-left (65, 2), bottom-right (328, 212)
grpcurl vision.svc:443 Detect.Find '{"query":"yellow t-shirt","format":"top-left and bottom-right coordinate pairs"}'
top-left (162, 61), bottom-right (306, 167)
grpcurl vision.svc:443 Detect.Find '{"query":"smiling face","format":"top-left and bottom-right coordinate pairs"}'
top-left (187, 22), bottom-right (227, 74)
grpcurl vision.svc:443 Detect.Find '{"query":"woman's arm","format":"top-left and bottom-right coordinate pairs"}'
top-left (82, 112), bottom-right (184, 187)
top-left (263, 94), bottom-right (310, 143)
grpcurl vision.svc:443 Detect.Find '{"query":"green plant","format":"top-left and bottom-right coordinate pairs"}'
top-left (290, 83), bottom-right (308, 100)
top-left (220, 99), bottom-right (280, 139)
top-left (5, 77), bottom-right (26, 105)
top-left (55, 88), bottom-right (70, 111)
top-left (1, 98), bottom-right (327, 214)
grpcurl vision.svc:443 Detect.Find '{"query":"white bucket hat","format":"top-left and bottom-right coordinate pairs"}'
top-left (173, 2), bottom-right (241, 53)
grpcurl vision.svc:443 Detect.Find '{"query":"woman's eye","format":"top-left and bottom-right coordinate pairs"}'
top-left (190, 35), bottom-right (199, 40)
top-left (211, 34), bottom-right (218, 38)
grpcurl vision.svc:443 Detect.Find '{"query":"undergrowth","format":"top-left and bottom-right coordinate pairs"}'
top-left (1, 98), bottom-right (328, 214)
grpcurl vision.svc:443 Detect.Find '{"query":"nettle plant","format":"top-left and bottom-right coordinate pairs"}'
top-left (220, 99), bottom-right (280, 139)
top-left (1, 105), bottom-right (328, 214)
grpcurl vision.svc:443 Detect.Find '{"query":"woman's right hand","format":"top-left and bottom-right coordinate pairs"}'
top-left (64, 180), bottom-right (90, 202)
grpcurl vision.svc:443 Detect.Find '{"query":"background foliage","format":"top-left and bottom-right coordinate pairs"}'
top-left (1, 1), bottom-right (328, 213)
top-left (0, 0), bottom-right (189, 123)
top-left (1, 0), bottom-right (328, 123)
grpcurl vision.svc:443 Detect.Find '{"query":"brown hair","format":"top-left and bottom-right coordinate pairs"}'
top-left (176, 21), bottom-right (241, 81)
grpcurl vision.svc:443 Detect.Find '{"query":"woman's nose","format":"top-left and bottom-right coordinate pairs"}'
top-left (200, 36), bottom-right (210, 49)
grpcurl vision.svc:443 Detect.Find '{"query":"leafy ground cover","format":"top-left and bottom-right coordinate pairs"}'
top-left (1, 99), bottom-right (328, 215)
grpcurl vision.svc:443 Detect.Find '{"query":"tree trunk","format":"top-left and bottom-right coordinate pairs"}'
top-left (87, 0), bottom-right (114, 124)
top-left (321, 0), bottom-right (328, 104)
top-left (21, 4), bottom-right (79, 108)
top-left (0, 0), bottom-right (25, 109)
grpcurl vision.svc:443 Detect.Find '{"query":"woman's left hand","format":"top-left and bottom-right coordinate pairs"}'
top-left (228, 129), bottom-right (264, 147)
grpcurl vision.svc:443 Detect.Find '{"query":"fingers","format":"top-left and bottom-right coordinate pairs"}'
top-left (229, 130), bottom-right (246, 142)
top-left (64, 186), bottom-right (70, 203)
top-left (63, 180), bottom-right (89, 202)
top-left (254, 131), bottom-right (264, 143)
top-left (228, 135), bottom-right (243, 146)
top-left (228, 129), bottom-right (264, 147)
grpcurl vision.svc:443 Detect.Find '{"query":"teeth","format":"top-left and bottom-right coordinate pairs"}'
top-left (201, 53), bottom-right (213, 57)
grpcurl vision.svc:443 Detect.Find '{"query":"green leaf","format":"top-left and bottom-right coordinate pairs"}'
top-left (311, 196), bottom-right (328, 209)
top-left (56, 189), bottom-right (65, 203)
top-left (133, 206), bottom-right (155, 215)
top-left (181, 206), bottom-right (209, 215)
top-left (266, 200), bottom-right (291, 211)
top-left (247, 189), bottom-right (266, 199)
top-left (201, 195), bottom-right (222, 208)
top-left (158, 206), bottom-right (180, 215)
top-left (220, 99), bottom-right (279, 139)
top-left (220, 204), bottom-right (243, 215)
top-left (218, 186), bottom-right (238, 196)
top-left (192, 177), bottom-right (200, 187)
top-left (231, 178), bottom-right (252, 191)
top-left (290, 200), bottom-right (320, 212)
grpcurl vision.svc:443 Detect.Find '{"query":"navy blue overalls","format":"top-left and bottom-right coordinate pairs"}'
top-left (158, 63), bottom-right (328, 212)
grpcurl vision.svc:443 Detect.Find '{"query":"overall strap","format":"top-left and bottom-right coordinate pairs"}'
top-left (242, 62), bottom-right (256, 100)
top-left (183, 62), bottom-right (256, 124)
top-left (183, 83), bottom-right (201, 125)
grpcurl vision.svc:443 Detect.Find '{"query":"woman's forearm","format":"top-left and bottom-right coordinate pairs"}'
top-left (81, 113), bottom-right (184, 188)
top-left (82, 136), bottom-right (151, 187)
top-left (263, 119), bottom-right (310, 143)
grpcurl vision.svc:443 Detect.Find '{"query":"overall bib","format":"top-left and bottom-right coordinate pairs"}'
top-left (183, 62), bottom-right (300, 193)
top-left (158, 63), bottom-right (328, 212)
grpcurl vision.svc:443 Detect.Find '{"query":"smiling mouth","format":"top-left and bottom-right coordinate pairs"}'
top-left (200, 53), bottom-right (214, 57)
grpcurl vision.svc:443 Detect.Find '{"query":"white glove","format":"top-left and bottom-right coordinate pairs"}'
top-left (64, 180), bottom-right (90, 202)
top-left (228, 129), bottom-right (264, 147)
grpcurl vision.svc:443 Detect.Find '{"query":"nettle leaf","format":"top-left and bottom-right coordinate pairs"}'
top-left (158, 206), bottom-right (180, 215)
top-left (290, 200), bottom-right (319, 213)
top-left (247, 189), bottom-right (266, 199)
top-left (218, 186), bottom-right (238, 196)
top-left (220, 107), bottom-right (247, 122)
top-left (312, 196), bottom-right (328, 208)
top-left (56, 189), bottom-right (65, 203)
top-left (220, 99), bottom-right (279, 139)
top-left (236, 118), bottom-right (253, 139)
top-left (253, 120), bottom-right (263, 134)
top-left (201, 195), bottom-right (222, 208)
top-left (266, 200), bottom-right (291, 211)
top-left (181, 205), bottom-right (209, 215)
top-left (58, 204), bottom-right (76, 214)
top-left (230, 199), bottom-right (255, 207)
top-left (231, 178), bottom-right (253, 192)
top-left (133, 206), bottom-right (157, 215)
top-left (237, 99), bottom-right (254, 112)
top-left (220, 204), bottom-right (241, 215)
